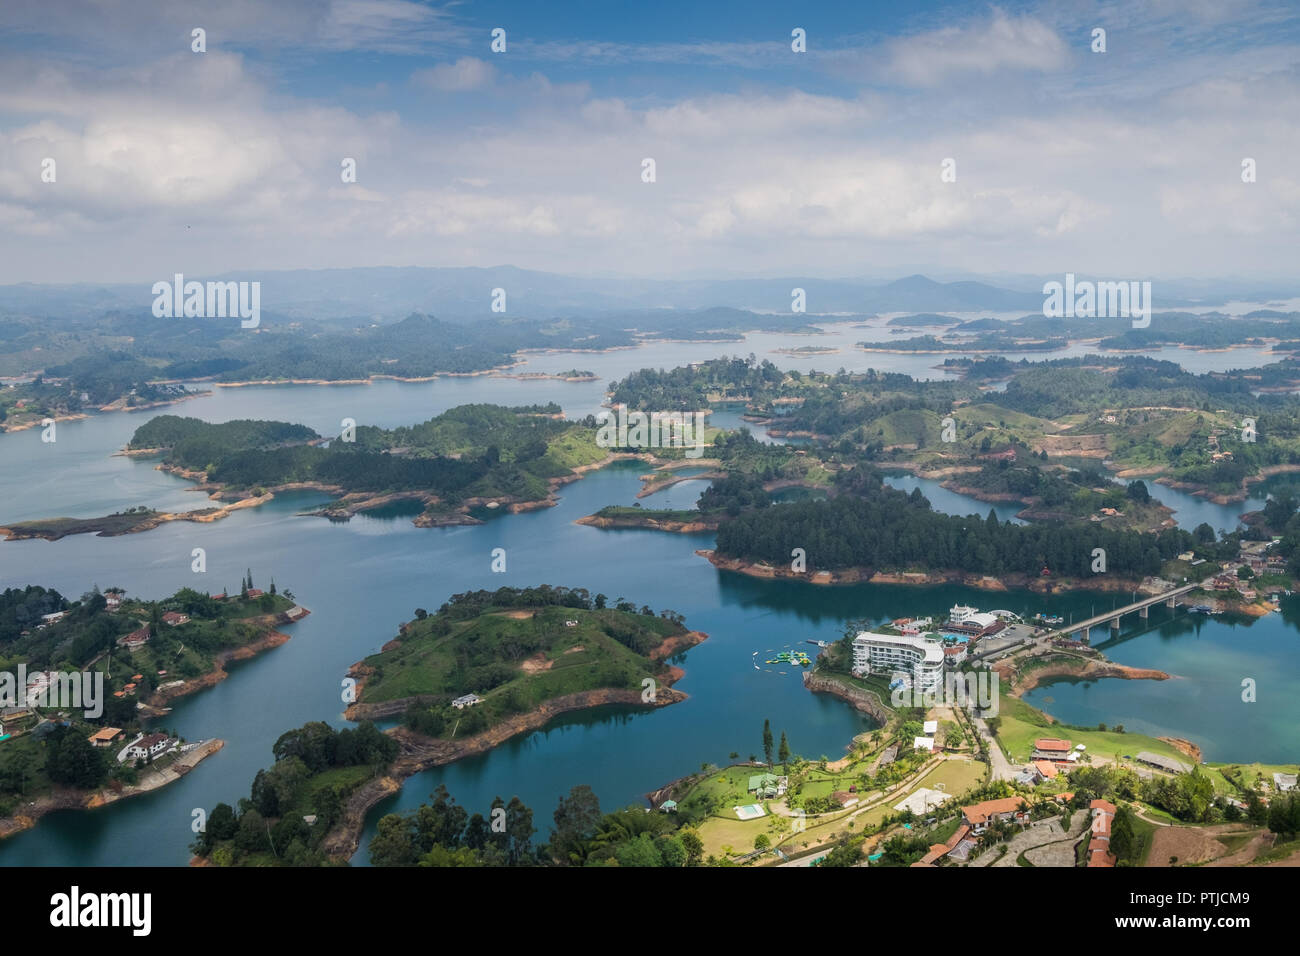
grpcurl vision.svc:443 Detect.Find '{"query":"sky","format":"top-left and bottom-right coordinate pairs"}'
top-left (0, 0), bottom-right (1297, 285)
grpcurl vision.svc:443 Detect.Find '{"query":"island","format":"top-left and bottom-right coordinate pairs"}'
top-left (0, 577), bottom-right (307, 838)
top-left (189, 586), bottom-right (705, 864)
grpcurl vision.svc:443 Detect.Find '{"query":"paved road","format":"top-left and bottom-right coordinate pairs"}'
top-left (971, 713), bottom-right (1016, 782)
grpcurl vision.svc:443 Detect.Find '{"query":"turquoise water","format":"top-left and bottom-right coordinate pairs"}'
top-left (0, 363), bottom-right (1295, 865)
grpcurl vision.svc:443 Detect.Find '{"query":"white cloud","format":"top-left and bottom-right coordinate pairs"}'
top-left (412, 57), bottom-right (497, 92)
top-left (0, 2), bottom-right (1299, 283)
top-left (879, 10), bottom-right (1069, 86)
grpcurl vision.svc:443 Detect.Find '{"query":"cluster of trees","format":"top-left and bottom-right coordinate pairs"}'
top-left (549, 784), bottom-right (704, 867)
top-left (129, 415), bottom-right (318, 460)
top-left (192, 722), bottom-right (398, 866)
top-left (715, 481), bottom-right (1194, 577)
top-left (129, 406), bottom-right (589, 506)
top-left (43, 351), bottom-right (178, 405)
top-left (1068, 764), bottom-right (1228, 826)
top-left (43, 725), bottom-right (110, 789)
top-left (434, 586), bottom-right (674, 622)
top-left (369, 784), bottom-right (536, 867)
top-left (696, 474), bottom-right (772, 515)
top-left (610, 356), bottom-right (786, 410)
top-left (368, 782), bottom-right (710, 867)
top-left (0, 586), bottom-right (68, 644)
top-left (35, 312), bottom-right (657, 398)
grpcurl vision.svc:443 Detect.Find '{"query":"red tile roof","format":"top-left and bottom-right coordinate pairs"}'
top-left (1034, 738), bottom-right (1072, 752)
top-left (961, 796), bottom-right (1029, 825)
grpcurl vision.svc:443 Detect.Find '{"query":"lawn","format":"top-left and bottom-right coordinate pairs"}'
top-left (1206, 761), bottom-right (1299, 796)
top-left (993, 696), bottom-right (1190, 767)
top-left (1128, 811), bottom-right (1159, 866)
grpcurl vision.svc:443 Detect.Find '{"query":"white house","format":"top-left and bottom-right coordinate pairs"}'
top-left (452, 693), bottom-right (482, 710)
top-left (852, 632), bottom-right (945, 693)
top-left (124, 733), bottom-right (171, 761)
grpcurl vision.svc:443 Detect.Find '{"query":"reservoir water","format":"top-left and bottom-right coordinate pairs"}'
top-left (1, 333), bottom-right (1295, 865)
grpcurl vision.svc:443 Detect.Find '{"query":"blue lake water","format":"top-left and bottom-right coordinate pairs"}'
top-left (0, 337), bottom-right (1295, 865)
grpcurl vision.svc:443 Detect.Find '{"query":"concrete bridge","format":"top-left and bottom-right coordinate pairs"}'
top-left (1044, 579), bottom-right (1208, 642)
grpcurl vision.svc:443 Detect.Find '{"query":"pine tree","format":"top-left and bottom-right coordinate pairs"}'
top-left (762, 719), bottom-right (774, 767)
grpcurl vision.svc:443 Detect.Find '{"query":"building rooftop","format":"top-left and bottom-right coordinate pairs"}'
top-left (853, 631), bottom-right (945, 665)
top-left (1135, 751), bottom-right (1190, 774)
top-left (1034, 738), bottom-right (1072, 752)
top-left (961, 796), bottom-right (1028, 825)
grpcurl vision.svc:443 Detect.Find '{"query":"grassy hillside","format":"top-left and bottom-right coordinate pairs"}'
top-left (359, 590), bottom-right (694, 739)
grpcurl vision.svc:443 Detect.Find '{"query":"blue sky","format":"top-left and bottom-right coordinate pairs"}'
top-left (1, 0), bottom-right (1298, 284)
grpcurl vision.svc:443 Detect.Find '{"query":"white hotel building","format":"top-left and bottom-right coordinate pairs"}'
top-left (851, 631), bottom-right (946, 693)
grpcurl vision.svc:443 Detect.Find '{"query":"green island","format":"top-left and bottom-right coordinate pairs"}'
top-left (348, 585), bottom-right (700, 728)
top-left (189, 585), bottom-right (705, 865)
top-left (0, 576), bottom-right (306, 837)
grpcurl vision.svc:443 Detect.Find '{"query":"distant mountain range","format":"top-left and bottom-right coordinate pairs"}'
top-left (1, 266), bottom-right (1295, 322)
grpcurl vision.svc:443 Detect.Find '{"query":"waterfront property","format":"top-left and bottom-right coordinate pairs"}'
top-left (851, 631), bottom-right (945, 693)
top-left (87, 727), bottom-right (124, 748)
top-left (122, 732), bottom-right (171, 762)
top-left (1033, 738), bottom-right (1078, 763)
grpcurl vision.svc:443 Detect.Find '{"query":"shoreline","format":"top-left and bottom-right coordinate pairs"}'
top-left (576, 512), bottom-right (721, 533)
top-left (147, 617), bottom-right (304, 710)
top-left (0, 738), bottom-right (224, 841)
top-left (324, 629), bottom-right (708, 860)
top-left (995, 657), bottom-right (1172, 696)
top-left (695, 549), bottom-right (1150, 594)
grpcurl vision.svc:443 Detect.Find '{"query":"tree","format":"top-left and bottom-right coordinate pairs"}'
top-left (45, 727), bottom-right (108, 788)
top-left (1110, 805), bottom-right (1137, 864)
top-left (778, 732), bottom-right (791, 773)
top-left (680, 829), bottom-right (704, 867)
top-left (821, 837), bottom-right (864, 867)
top-left (658, 835), bottom-right (687, 867)
top-left (613, 832), bottom-right (662, 868)
top-left (369, 813), bottom-right (417, 866)
top-left (753, 833), bottom-right (771, 852)
top-left (763, 719), bottom-right (774, 767)
top-left (552, 784), bottom-right (601, 865)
